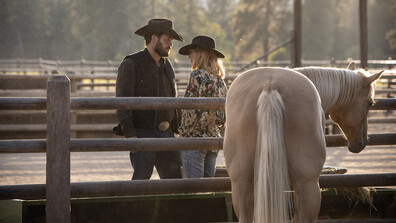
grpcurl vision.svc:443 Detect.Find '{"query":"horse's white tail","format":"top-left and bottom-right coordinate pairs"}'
top-left (254, 90), bottom-right (293, 223)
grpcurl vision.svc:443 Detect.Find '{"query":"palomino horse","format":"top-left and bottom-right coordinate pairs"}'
top-left (223, 63), bottom-right (382, 223)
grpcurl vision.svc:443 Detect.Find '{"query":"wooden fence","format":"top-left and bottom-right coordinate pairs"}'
top-left (0, 75), bottom-right (396, 222)
top-left (0, 58), bottom-right (395, 74)
top-left (1, 68), bottom-right (395, 139)
top-left (1, 58), bottom-right (394, 101)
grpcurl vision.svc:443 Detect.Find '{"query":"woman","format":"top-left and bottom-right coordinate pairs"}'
top-left (178, 35), bottom-right (228, 178)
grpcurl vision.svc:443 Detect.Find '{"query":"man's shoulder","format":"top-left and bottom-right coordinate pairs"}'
top-left (123, 50), bottom-right (145, 62)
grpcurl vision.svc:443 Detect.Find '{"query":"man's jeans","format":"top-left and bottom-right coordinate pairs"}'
top-left (129, 129), bottom-right (182, 180)
top-left (181, 150), bottom-right (218, 178)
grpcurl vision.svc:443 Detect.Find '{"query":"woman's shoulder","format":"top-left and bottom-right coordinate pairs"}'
top-left (190, 68), bottom-right (205, 75)
top-left (190, 69), bottom-right (210, 79)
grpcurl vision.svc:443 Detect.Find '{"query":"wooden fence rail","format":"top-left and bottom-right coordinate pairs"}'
top-left (0, 74), bottom-right (395, 222)
top-left (1, 72), bottom-right (394, 81)
top-left (0, 97), bottom-right (395, 111)
top-left (1, 133), bottom-right (396, 153)
top-left (0, 119), bottom-right (394, 134)
top-left (1, 173), bottom-right (396, 200)
top-left (1, 58), bottom-right (395, 70)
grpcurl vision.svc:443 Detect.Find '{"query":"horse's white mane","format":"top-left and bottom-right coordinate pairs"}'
top-left (294, 67), bottom-right (368, 112)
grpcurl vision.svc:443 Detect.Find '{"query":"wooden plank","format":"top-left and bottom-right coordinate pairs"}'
top-left (293, 0), bottom-right (302, 67)
top-left (0, 124), bottom-right (116, 131)
top-left (0, 97), bottom-right (46, 109)
top-left (46, 75), bottom-right (71, 223)
top-left (0, 139), bottom-right (46, 153)
top-left (359, 0), bottom-right (368, 69)
top-left (325, 118), bottom-right (396, 125)
top-left (1, 133), bottom-right (395, 153)
top-left (0, 97), bottom-right (394, 111)
top-left (2, 117), bottom-right (395, 132)
top-left (1, 174), bottom-right (396, 200)
top-left (70, 97), bottom-right (226, 110)
top-left (372, 98), bottom-right (396, 110)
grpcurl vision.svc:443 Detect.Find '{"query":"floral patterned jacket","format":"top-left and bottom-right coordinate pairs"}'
top-left (178, 69), bottom-right (228, 137)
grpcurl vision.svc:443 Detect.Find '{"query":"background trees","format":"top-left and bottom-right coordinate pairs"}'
top-left (0, 0), bottom-right (394, 62)
top-left (233, 0), bottom-right (292, 61)
top-left (386, 0), bottom-right (396, 51)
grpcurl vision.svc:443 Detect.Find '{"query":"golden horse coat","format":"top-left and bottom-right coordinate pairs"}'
top-left (224, 64), bottom-right (382, 223)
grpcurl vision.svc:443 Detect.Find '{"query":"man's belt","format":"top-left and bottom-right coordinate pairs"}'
top-left (158, 121), bottom-right (170, 132)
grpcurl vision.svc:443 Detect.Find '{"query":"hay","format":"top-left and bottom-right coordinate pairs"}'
top-left (327, 187), bottom-right (377, 211)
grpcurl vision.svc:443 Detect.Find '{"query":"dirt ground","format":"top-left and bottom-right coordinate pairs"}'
top-left (0, 109), bottom-right (394, 186)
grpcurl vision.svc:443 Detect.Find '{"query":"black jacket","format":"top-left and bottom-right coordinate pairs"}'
top-left (116, 48), bottom-right (180, 137)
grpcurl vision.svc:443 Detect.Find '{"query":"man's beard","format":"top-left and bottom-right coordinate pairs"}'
top-left (154, 41), bottom-right (170, 57)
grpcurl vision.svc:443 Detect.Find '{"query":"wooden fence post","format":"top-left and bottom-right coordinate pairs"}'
top-left (46, 75), bottom-right (71, 223)
top-left (359, 0), bottom-right (368, 69)
top-left (292, 0), bottom-right (302, 67)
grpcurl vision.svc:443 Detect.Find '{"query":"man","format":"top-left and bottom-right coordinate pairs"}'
top-left (116, 18), bottom-right (183, 180)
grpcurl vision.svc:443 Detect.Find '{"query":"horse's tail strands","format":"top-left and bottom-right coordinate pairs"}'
top-left (254, 89), bottom-right (293, 223)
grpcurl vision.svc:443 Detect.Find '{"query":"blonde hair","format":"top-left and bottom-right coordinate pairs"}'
top-left (191, 48), bottom-right (225, 79)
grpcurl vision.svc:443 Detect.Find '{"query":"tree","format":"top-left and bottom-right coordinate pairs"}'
top-left (157, 0), bottom-right (234, 62)
top-left (0, 0), bottom-right (47, 59)
top-left (328, 1), bottom-right (359, 60)
top-left (233, 0), bottom-right (291, 61)
top-left (377, 0), bottom-right (396, 58)
top-left (1, 0), bottom-right (394, 61)
top-left (385, 0), bottom-right (396, 55)
top-left (71, 0), bottom-right (150, 60)
top-left (302, 0), bottom-right (340, 60)
top-left (44, 0), bottom-right (79, 59)
top-left (206, 0), bottom-right (236, 60)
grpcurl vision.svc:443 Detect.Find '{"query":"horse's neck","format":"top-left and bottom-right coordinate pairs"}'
top-left (294, 67), bottom-right (360, 113)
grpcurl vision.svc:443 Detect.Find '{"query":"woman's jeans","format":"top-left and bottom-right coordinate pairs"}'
top-left (129, 129), bottom-right (182, 180)
top-left (181, 150), bottom-right (218, 178)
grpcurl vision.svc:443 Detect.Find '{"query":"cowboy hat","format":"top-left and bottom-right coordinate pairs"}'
top-left (135, 18), bottom-right (183, 41)
top-left (178, 35), bottom-right (225, 58)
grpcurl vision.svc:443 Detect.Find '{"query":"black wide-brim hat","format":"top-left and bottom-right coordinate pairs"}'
top-left (135, 18), bottom-right (183, 42)
top-left (178, 35), bottom-right (225, 58)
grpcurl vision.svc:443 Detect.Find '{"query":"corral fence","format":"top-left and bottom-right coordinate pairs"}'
top-left (0, 58), bottom-right (395, 74)
top-left (1, 58), bottom-right (395, 97)
top-left (1, 70), bottom-right (395, 99)
top-left (0, 75), bottom-right (396, 222)
top-left (1, 59), bottom-right (395, 140)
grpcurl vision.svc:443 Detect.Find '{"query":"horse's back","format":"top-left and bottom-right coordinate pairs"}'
top-left (224, 67), bottom-right (326, 180)
top-left (226, 67), bottom-right (322, 133)
top-left (227, 68), bottom-right (319, 106)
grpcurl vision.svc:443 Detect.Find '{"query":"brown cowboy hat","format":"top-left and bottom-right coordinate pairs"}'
top-left (135, 18), bottom-right (183, 41)
top-left (178, 35), bottom-right (225, 58)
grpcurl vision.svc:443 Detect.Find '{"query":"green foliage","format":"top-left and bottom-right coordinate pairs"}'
top-left (345, 46), bottom-right (359, 60)
top-left (0, 0), bottom-right (394, 61)
top-left (232, 0), bottom-right (293, 61)
top-left (302, 0), bottom-right (359, 60)
top-left (385, 0), bottom-right (396, 56)
top-left (368, 0), bottom-right (396, 59)
top-left (268, 47), bottom-right (289, 61)
top-left (387, 29), bottom-right (396, 50)
top-left (302, 0), bottom-right (395, 60)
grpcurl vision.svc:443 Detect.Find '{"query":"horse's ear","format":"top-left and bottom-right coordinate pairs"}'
top-left (365, 70), bottom-right (384, 85)
top-left (347, 62), bottom-right (356, 70)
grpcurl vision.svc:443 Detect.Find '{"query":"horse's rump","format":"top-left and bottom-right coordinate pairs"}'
top-left (224, 68), bottom-right (326, 223)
